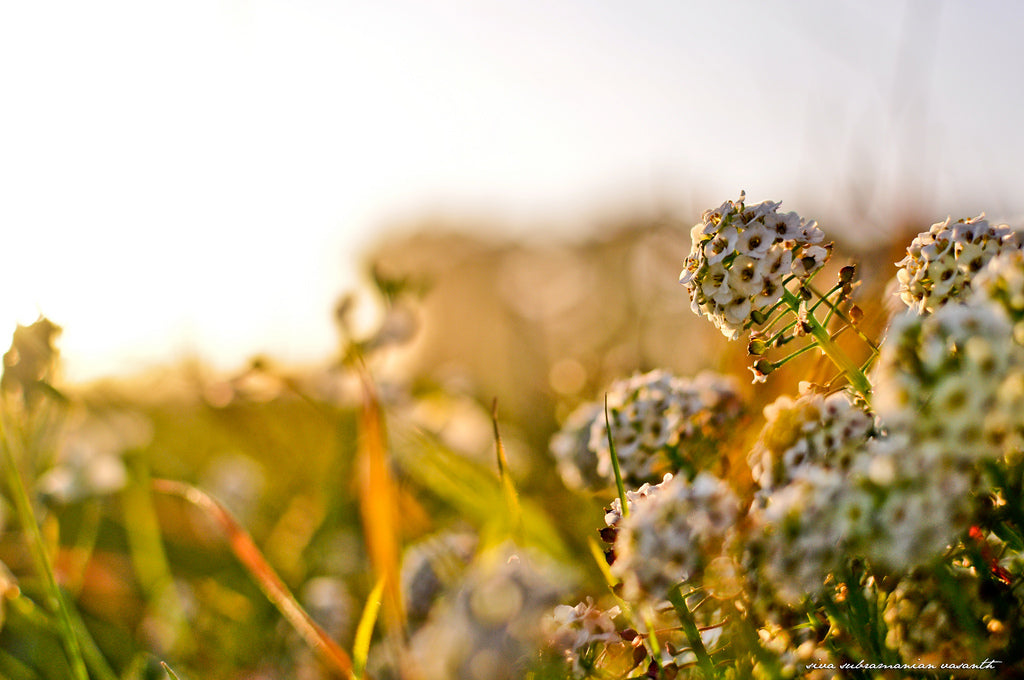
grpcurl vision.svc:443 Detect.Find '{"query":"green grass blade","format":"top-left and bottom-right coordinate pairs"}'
top-left (161, 661), bottom-right (184, 680)
top-left (491, 399), bottom-right (522, 535)
top-left (0, 414), bottom-right (90, 680)
top-left (604, 395), bottom-right (630, 519)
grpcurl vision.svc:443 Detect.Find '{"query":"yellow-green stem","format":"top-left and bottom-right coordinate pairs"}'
top-left (667, 585), bottom-right (716, 676)
top-left (0, 417), bottom-right (90, 680)
top-left (782, 290), bottom-right (872, 400)
top-left (604, 395), bottom-right (630, 519)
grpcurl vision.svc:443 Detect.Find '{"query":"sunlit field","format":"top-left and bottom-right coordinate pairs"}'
top-left (3, 195), bottom-right (1024, 679)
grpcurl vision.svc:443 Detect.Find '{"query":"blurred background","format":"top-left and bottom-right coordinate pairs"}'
top-left (2, 0), bottom-right (1023, 384)
top-left (2, 2), bottom-right (1024, 677)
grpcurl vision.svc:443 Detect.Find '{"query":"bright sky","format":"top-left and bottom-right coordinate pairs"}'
top-left (2, 1), bottom-right (1023, 383)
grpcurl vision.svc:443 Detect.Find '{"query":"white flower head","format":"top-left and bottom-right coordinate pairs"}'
top-left (895, 214), bottom-right (1021, 314)
top-left (680, 194), bottom-right (833, 340)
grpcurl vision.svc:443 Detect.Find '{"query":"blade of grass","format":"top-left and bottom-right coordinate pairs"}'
top-left (151, 478), bottom-right (356, 680)
top-left (160, 661), bottom-right (183, 680)
top-left (0, 413), bottom-right (89, 680)
top-left (389, 424), bottom-right (568, 561)
top-left (352, 576), bottom-right (386, 680)
top-left (587, 536), bottom-right (617, 589)
top-left (604, 395), bottom-right (630, 519)
top-left (491, 399), bottom-right (522, 536)
top-left (355, 364), bottom-right (406, 640)
top-left (121, 450), bottom-right (193, 654)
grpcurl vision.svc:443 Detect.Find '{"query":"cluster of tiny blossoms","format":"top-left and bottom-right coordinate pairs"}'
top-left (407, 543), bottom-right (568, 680)
top-left (883, 568), bottom-right (1015, 664)
top-left (610, 472), bottom-right (739, 602)
top-left (747, 388), bottom-right (874, 496)
top-left (679, 192), bottom-right (829, 340)
top-left (551, 369), bottom-right (742, 489)
top-left (541, 197), bottom-right (1024, 677)
top-left (872, 303), bottom-right (1022, 461)
top-left (895, 214), bottom-right (1021, 314)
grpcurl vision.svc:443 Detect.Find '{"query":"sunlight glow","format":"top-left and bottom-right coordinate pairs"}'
top-left (2, 1), bottom-right (1022, 382)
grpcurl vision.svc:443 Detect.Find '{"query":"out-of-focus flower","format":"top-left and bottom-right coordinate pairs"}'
top-left (848, 434), bottom-right (977, 571)
top-left (679, 193), bottom-right (831, 339)
top-left (551, 369), bottom-right (742, 490)
top-left (401, 531), bottom-right (477, 626)
top-left (301, 577), bottom-right (354, 643)
top-left (543, 598), bottom-right (622, 677)
top-left (610, 473), bottom-right (739, 602)
top-left (895, 214), bottom-right (1021, 314)
top-left (0, 559), bottom-right (17, 632)
top-left (37, 409), bottom-right (152, 503)
top-left (753, 620), bottom-right (834, 680)
top-left (882, 567), bottom-right (1014, 665)
top-left (745, 467), bottom-right (848, 604)
top-left (748, 388), bottom-right (875, 496)
top-left (973, 248), bottom-right (1024, 325)
top-left (602, 474), bottom-right (672, 530)
top-left (747, 428), bottom-right (978, 589)
top-left (406, 542), bottom-right (571, 680)
top-left (549, 402), bottom-right (605, 491)
top-left (1, 317), bottom-right (62, 407)
top-left (199, 453), bottom-right (267, 526)
top-left (872, 304), bottom-right (1022, 461)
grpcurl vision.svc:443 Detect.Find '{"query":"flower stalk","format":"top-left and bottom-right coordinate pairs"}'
top-left (782, 289), bottom-right (872, 399)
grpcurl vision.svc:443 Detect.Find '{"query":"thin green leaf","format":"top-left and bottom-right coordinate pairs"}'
top-left (491, 399), bottom-right (522, 535)
top-left (161, 661), bottom-right (184, 680)
top-left (604, 395), bottom-right (630, 519)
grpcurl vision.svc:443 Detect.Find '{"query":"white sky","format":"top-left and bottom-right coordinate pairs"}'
top-left (2, 0), bottom-right (1023, 382)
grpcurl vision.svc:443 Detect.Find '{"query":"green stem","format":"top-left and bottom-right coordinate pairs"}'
top-left (782, 290), bottom-right (872, 400)
top-left (765, 319), bottom-right (798, 348)
top-left (667, 586), bottom-right (716, 677)
top-left (122, 451), bottom-right (193, 654)
top-left (808, 282), bottom-right (844, 314)
top-left (0, 416), bottom-right (90, 680)
top-left (604, 394), bottom-right (630, 519)
top-left (772, 341), bottom-right (819, 368)
top-left (805, 283), bottom-right (880, 354)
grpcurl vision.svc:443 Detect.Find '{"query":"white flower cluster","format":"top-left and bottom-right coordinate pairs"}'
top-left (548, 402), bottom-right (605, 491)
top-left (895, 214), bottom-right (1021, 314)
top-left (401, 531), bottom-right (477, 625)
top-left (753, 621), bottom-right (834, 680)
top-left (746, 468), bottom-right (849, 604)
top-left (610, 472), bottom-right (739, 602)
top-left (872, 304), bottom-right (1023, 461)
top-left (602, 473), bottom-right (671, 528)
top-left (847, 435), bottom-right (978, 570)
top-left (747, 440), bottom-right (977, 600)
top-left (973, 249), bottom-right (1024, 324)
top-left (407, 543), bottom-right (569, 680)
top-left (748, 389), bottom-right (874, 496)
top-left (679, 192), bottom-right (829, 340)
top-left (551, 369), bottom-right (741, 490)
top-left (748, 415), bottom-right (977, 594)
top-left (543, 598), bottom-right (622, 677)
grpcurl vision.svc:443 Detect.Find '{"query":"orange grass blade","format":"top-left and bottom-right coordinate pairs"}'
top-left (151, 478), bottom-right (356, 680)
top-left (355, 367), bottom-right (406, 638)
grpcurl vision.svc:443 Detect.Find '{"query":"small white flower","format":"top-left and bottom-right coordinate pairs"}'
top-left (703, 225), bottom-right (739, 265)
top-left (736, 223), bottom-right (773, 257)
top-left (729, 255), bottom-right (764, 296)
top-left (763, 211), bottom-right (803, 241)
